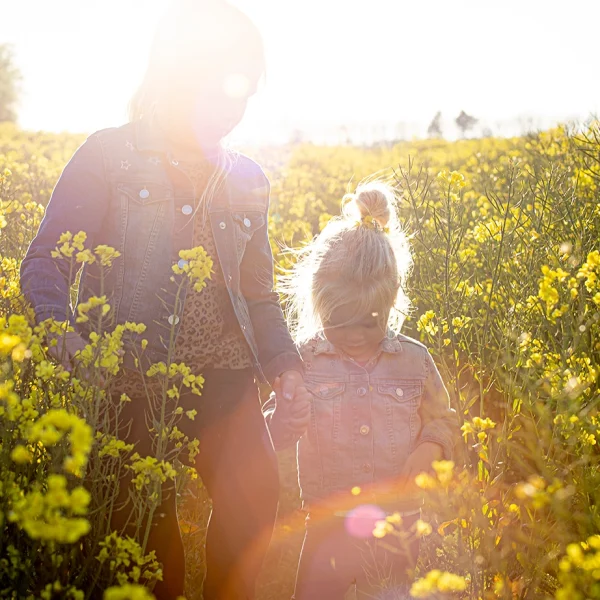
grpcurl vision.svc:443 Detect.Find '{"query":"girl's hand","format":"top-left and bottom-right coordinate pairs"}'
top-left (399, 442), bottom-right (443, 493)
top-left (279, 369), bottom-right (304, 402)
top-left (272, 377), bottom-right (311, 435)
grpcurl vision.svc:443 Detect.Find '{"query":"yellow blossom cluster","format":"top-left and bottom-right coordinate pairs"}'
top-left (172, 246), bottom-right (214, 292)
top-left (410, 569), bottom-right (467, 597)
top-left (8, 474), bottom-right (91, 543)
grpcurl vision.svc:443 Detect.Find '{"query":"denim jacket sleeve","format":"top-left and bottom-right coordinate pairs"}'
top-left (239, 175), bottom-right (303, 384)
top-left (415, 351), bottom-right (458, 460)
top-left (20, 135), bottom-right (108, 325)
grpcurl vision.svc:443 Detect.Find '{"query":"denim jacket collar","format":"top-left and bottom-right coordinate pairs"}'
top-left (134, 117), bottom-right (167, 154)
top-left (134, 116), bottom-right (223, 163)
top-left (312, 333), bottom-right (404, 356)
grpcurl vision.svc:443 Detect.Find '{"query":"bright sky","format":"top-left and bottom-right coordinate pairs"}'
top-left (3, 0), bottom-right (600, 143)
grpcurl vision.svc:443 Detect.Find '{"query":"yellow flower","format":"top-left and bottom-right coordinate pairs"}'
top-left (372, 519), bottom-right (394, 539)
top-left (11, 444), bottom-right (33, 464)
top-left (103, 584), bottom-right (155, 600)
top-left (432, 460), bottom-right (455, 485)
top-left (95, 244), bottom-right (122, 267)
top-left (417, 310), bottom-right (438, 336)
top-left (172, 246), bottom-right (214, 292)
top-left (415, 519), bottom-right (433, 537)
top-left (76, 295), bottom-right (110, 323)
top-left (410, 570), bottom-right (467, 597)
top-left (386, 512), bottom-right (403, 525)
top-left (415, 472), bottom-right (437, 490)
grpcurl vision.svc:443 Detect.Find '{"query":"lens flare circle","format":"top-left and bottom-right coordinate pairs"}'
top-left (344, 504), bottom-right (386, 539)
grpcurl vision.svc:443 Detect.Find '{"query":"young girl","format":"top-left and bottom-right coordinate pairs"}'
top-left (20, 2), bottom-right (305, 599)
top-left (264, 181), bottom-right (458, 599)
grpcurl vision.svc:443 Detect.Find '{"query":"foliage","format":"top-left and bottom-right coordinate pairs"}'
top-left (1, 120), bottom-right (600, 598)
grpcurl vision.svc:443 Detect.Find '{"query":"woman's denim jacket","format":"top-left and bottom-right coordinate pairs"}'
top-left (263, 333), bottom-right (458, 511)
top-left (20, 118), bottom-right (302, 383)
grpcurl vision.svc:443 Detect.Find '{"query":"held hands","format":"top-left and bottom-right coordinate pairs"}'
top-left (399, 441), bottom-right (444, 494)
top-left (273, 371), bottom-right (311, 436)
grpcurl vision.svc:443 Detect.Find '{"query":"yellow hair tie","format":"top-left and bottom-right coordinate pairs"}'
top-left (355, 215), bottom-right (389, 234)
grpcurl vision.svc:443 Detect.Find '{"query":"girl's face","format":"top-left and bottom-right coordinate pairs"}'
top-left (323, 302), bottom-right (389, 363)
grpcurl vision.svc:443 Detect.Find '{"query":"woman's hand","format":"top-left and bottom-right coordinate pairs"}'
top-left (399, 441), bottom-right (444, 493)
top-left (47, 331), bottom-right (88, 371)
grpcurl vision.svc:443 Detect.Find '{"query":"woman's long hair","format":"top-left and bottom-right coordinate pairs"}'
top-left (129, 0), bottom-right (266, 224)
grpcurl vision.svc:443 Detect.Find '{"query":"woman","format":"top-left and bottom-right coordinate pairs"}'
top-left (20, 1), bottom-right (305, 598)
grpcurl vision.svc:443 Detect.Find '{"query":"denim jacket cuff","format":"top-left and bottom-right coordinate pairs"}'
top-left (415, 435), bottom-right (453, 461)
top-left (33, 305), bottom-right (72, 326)
top-left (262, 351), bottom-right (304, 386)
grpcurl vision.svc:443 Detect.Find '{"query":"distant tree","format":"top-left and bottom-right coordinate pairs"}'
top-left (427, 111), bottom-right (443, 138)
top-left (455, 110), bottom-right (478, 138)
top-left (0, 45), bottom-right (20, 123)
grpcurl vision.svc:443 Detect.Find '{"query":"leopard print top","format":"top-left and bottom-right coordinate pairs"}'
top-left (113, 158), bottom-right (252, 400)
top-left (172, 160), bottom-right (252, 371)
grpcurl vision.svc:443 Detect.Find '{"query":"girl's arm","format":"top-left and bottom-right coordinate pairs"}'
top-left (415, 351), bottom-right (458, 460)
top-left (262, 393), bottom-right (298, 451)
top-left (20, 135), bottom-right (109, 325)
top-left (240, 173), bottom-right (303, 384)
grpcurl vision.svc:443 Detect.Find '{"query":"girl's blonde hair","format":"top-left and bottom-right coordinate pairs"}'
top-left (282, 179), bottom-right (413, 345)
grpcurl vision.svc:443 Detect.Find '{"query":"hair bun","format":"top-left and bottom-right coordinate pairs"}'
top-left (343, 182), bottom-right (396, 229)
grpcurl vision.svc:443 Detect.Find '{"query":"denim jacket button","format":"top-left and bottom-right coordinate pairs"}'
top-left (182, 204), bottom-right (193, 215)
top-left (362, 462), bottom-right (371, 472)
top-left (139, 189), bottom-right (150, 199)
top-left (168, 314), bottom-right (180, 325)
top-left (357, 387), bottom-right (367, 397)
top-left (243, 217), bottom-right (251, 228)
top-left (219, 221), bottom-right (227, 229)
top-left (395, 388), bottom-right (404, 397)
top-left (359, 425), bottom-right (370, 435)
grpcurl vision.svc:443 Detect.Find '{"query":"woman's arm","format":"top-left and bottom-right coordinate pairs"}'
top-left (20, 135), bottom-right (109, 325)
top-left (239, 174), bottom-right (303, 385)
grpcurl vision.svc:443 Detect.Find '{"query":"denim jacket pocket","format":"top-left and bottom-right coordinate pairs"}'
top-left (118, 181), bottom-right (174, 206)
top-left (306, 380), bottom-right (345, 487)
top-left (310, 381), bottom-right (346, 400)
top-left (377, 381), bottom-right (423, 468)
top-left (232, 210), bottom-right (266, 261)
top-left (377, 382), bottom-right (422, 404)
